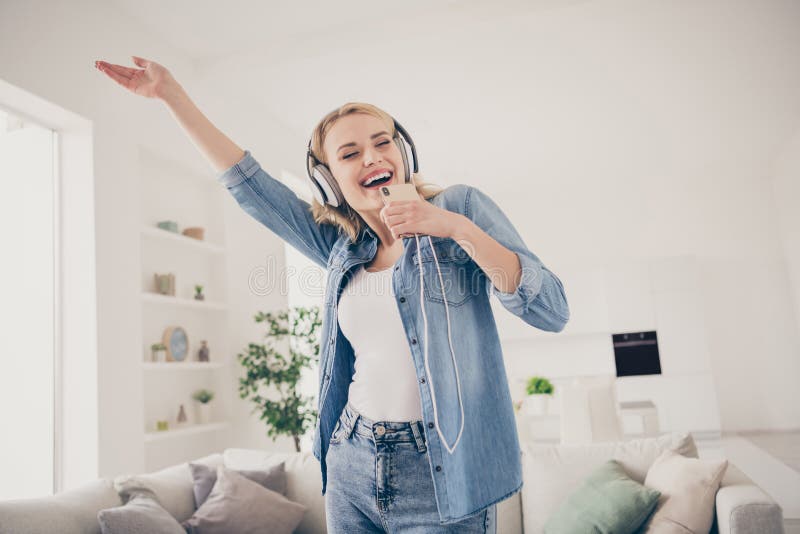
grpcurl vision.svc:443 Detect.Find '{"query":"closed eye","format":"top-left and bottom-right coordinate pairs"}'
top-left (342, 139), bottom-right (391, 160)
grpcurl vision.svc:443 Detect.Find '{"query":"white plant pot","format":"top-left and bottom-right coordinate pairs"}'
top-left (196, 403), bottom-right (212, 425)
top-left (524, 395), bottom-right (550, 416)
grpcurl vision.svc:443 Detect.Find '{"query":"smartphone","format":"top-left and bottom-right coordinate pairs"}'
top-left (380, 183), bottom-right (420, 204)
top-left (380, 183), bottom-right (421, 238)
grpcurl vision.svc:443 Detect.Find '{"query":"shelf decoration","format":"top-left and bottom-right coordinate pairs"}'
top-left (198, 340), bottom-right (210, 362)
top-left (177, 404), bottom-right (188, 426)
top-left (192, 389), bottom-right (215, 424)
top-left (150, 343), bottom-right (167, 363)
top-left (194, 284), bottom-right (205, 301)
top-left (154, 273), bottom-right (176, 296)
top-left (156, 220), bottom-right (178, 233)
top-left (182, 226), bottom-right (205, 240)
top-left (162, 326), bottom-right (189, 362)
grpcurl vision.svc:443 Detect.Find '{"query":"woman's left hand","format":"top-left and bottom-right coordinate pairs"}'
top-left (380, 199), bottom-right (464, 239)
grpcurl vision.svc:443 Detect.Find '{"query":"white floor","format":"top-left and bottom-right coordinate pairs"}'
top-left (696, 431), bottom-right (800, 534)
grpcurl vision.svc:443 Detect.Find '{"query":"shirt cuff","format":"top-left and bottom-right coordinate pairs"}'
top-left (217, 150), bottom-right (258, 188)
top-left (491, 252), bottom-right (544, 314)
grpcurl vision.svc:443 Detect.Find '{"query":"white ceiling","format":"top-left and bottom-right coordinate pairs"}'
top-left (104, 0), bottom-right (491, 63)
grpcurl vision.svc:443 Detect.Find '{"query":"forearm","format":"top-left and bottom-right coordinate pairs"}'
top-left (160, 83), bottom-right (245, 173)
top-left (449, 214), bottom-right (522, 294)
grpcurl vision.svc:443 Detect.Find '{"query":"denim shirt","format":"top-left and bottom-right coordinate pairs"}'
top-left (217, 150), bottom-right (570, 524)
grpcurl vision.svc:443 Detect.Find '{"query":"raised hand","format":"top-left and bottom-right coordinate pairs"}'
top-left (94, 56), bottom-right (176, 100)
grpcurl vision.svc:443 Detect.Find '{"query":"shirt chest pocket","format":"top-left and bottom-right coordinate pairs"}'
top-left (411, 238), bottom-right (479, 307)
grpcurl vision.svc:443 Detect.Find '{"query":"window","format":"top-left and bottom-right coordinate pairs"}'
top-left (0, 108), bottom-right (59, 498)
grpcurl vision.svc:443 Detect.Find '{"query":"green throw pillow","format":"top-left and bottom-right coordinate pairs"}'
top-left (544, 460), bottom-right (661, 534)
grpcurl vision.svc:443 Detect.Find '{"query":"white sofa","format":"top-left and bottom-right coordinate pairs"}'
top-left (0, 433), bottom-right (784, 533)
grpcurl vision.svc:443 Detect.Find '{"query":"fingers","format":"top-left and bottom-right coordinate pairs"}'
top-left (96, 62), bottom-right (132, 89)
top-left (105, 62), bottom-right (138, 79)
top-left (132, 55), bottom-right (151, 68)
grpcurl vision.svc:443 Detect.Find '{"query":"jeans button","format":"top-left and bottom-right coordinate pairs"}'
top-left (375, 425), bottom-right (386, 436)
top-left (435, 465), bottom-right (442, 472)
top-left (428, 422), bottom-right (434, 429)
top-left (399, 297), bottom-right (406, 303)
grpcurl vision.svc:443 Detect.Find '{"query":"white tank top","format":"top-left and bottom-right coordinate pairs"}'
top-left (336, 264), bottom-right (423, 422)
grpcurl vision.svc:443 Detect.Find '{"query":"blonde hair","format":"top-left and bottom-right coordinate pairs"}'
top-left (309, 102), bottom-right (443, 243)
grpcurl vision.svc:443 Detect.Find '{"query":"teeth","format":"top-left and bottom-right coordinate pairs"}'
top-left (363, 172), bottom-right (391, 186)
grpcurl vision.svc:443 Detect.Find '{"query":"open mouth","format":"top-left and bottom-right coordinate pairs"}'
top-left (361, 171), bottom-right (393, 189)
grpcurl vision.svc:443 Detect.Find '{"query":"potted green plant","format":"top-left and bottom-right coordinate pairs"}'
top-left (150, 343), bottom-right (167, 363)
top-left (194, 284), bottom-right (205, 301)
top-left (237, 306), bottom-right (321, 452)
top-left (524, 376), bottom-right (555, 416)
top-left (192, 389), bottom-right (215, 424)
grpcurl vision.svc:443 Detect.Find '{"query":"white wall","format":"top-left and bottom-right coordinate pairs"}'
top-left (193, 0), bottom-right (800, 432)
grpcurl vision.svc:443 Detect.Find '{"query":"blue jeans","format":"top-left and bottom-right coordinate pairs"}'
top-left (324, 402), bottom-right (497, 533)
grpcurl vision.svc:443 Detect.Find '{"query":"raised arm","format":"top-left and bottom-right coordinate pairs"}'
top-left (95, 56), bottom-right (339, 267)
top-left (95, 56), bottom-right (243, 172)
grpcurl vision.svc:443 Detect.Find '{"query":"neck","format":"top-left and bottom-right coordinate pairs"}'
top-left (360, 210), bottom-right (398, 248)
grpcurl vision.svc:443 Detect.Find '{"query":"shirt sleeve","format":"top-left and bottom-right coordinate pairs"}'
top-left (217, 150), bottom-right (340, 268)
top-left (463, 185), bottom-right (570, 332)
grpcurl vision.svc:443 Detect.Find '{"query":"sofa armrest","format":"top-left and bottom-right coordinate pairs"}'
top-left (715, 465), bottom-right (784, 534)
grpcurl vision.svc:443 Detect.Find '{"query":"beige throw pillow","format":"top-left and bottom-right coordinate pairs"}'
top-left (641, 449), bottom-right (728, 533)
top-left (182, 466), bottom-right (306, 534)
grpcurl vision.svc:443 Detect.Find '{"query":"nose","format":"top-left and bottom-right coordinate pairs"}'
top-left (363, 145), bottom-right (383, 166)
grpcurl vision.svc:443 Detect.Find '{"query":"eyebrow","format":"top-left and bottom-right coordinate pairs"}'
top-left (337, 131), bottom-right (391, 153)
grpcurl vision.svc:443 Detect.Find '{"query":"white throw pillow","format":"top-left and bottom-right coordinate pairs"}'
top-left (521, 433), bottom-right (697, 534)
top-left (641, 449), bottom-right (728, 533)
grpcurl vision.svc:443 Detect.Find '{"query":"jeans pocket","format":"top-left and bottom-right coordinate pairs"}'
top-left (329, 418), bottom-right (345, 444)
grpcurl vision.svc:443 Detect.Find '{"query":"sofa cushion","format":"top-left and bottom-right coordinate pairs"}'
top-left (543, 460), bottom-right (661, 534)
top-left (181, 466), bottom-right (306, 534)
top-left (189, 461), bottom-right (287, 508)
top-left (223, 448), bottom-right (325, 534)
top-left (97, 483), bottom-right (185, 534)
top-left (112, 453), bottom-right (222, 523)
top-left (0, 479), bottom-right (121, 534)
top-left (521, 432), bottom-right (697, 534)
top-left (641, 450), bottom-right (728, 533)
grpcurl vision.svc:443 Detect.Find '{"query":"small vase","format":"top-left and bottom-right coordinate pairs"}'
top-left (524, 395), bottom-right (550, 416)
top-left (177, 404), bottom-right (188, 425)
top-left (198, 341), bottom-right (210, 362)
top-left (196, 403), bottom-right (212, 424)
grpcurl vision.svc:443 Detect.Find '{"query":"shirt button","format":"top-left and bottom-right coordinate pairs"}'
top-left (329, 338), bottom-right (334, 345)
top-left (399, 297), bottom-right (406, 303)
top-left (435, 465), bottom-right (442, 472)
top-left (375, 425), bottom-right (386, 436)
top-left (428, 422), bottom-right (434, 429)
top-left (419, 377), bottom-right (426, 384)
top-left (395, 265), bottom-right (400, 271)
top-left (411, 338), bottom-right (417, 345)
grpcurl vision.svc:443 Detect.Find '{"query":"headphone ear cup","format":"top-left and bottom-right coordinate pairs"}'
top-left (394, 137), bottom-right (411, 183)
top-left (311, 164), bottom-right (344, 207)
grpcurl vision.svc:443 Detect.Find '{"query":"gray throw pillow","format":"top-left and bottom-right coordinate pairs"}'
top-left (182, 466), bottom-right (306, 534)
top-left (189, 460), bottom-right (287, 508)
top-left (97, 484), bottom-right (185, 534)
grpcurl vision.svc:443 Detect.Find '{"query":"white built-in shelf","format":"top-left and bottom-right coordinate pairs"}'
top-left (144, 422), bottom-right (231, 443)
top-left (140, 225), bottom-right (225, 254)
top-left (141, 292), bottom-right (228, 311)
top-left (142, 361), bottom-right (227, 371)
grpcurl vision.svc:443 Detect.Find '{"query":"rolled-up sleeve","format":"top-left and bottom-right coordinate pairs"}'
top-left (217, 150), bottom-right (340, 268)
top-left (464, 185), bottom-right (570, 332)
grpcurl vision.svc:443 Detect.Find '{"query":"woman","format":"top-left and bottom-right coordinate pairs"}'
top-left (96, 56), bottom-right (570, 533)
